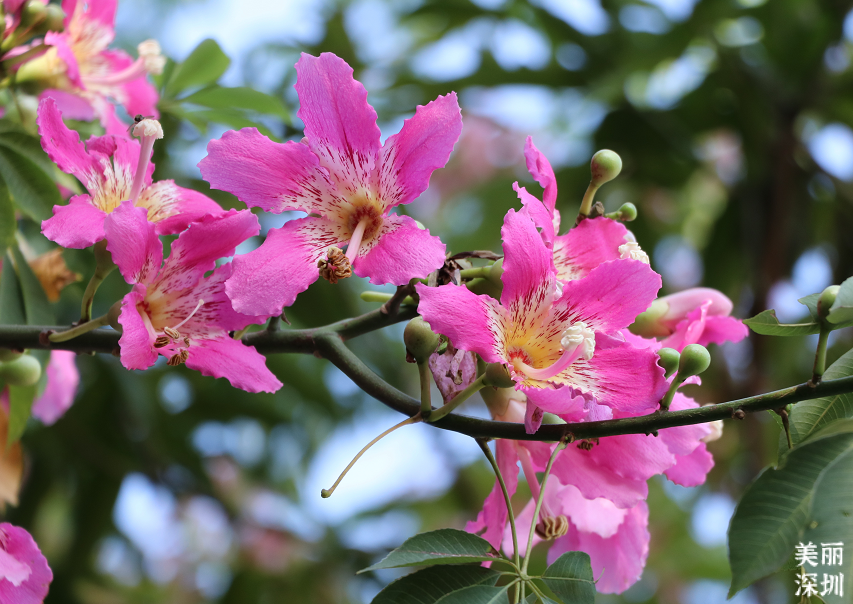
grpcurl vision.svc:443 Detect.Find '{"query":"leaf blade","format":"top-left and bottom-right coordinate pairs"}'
top-left (540, 552), bottom-right (596, 604)
top-left (743, 310), bottom-right (820, 336)
top-left (164, 39), bottom-right (230, 97)
top-left (360, 529), bottom-right (501, 572)
top-left (371, 565), bottom-right (501, 604)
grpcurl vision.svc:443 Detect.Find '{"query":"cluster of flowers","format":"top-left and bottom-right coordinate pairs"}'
top-left (0, 15), bottom-right (750, 595)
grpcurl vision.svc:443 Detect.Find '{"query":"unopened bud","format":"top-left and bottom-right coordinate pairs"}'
top-left (678, 344), bottom-right (711, 379)
top-left (20, 0), bottom-right (47, 27)
top-left (629, 299), bottom-right (670, 338)
top-left (590, 150), bottom-right (622, 187)
top-left (605, 202), bottom-right (637, 222)
top-left (485, 258), bottom-right (504, 288)
top-left (483, 363), bottom-right (515, 388)
top-left (0, 354), bottom-right (42, 386)
top-left (817, 285), bottom-right (840, 320)
top-left (403, 317), bottom-right (439, 363)
top-left (44, 4), bottom-right (64, 32)
top-left (465, 277), bottom-right (502, 299)
top-left (657, 347), bottom-right (680, 379)
top-left (0, 349), bottom-right (23, 363)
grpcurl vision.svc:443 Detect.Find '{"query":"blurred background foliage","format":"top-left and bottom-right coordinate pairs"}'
top-left (7, 0), bottom-right (853, 602)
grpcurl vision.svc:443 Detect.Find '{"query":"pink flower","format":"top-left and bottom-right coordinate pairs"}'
top-left (0, 523), bottom-right (52, 604)
top-left (31, 351), bottom-right (79, 425)
top-left (199, 52), bottom-right (461, 316)
top-left (428, 342), bottom-right (477, 405)
top-left (20, 0), bottom-right (163, 135)
top-left (105, 202), bottom-right (282, 393)
top-left (38, 98), bottom-right (224, 249)
top-left (513, 137), bottom-right (649, 280)
top-left (631, 287), bottom-right (748, 351)
top-left (416, 208), bottom-right (667, 432)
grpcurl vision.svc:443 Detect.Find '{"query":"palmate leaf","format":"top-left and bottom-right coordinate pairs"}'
top-left (728, 426), bottom-right (853, 596)
top-left (743, 310), bottom-right (820, 336)
top-left (360, 529), bottom-right (501, 572)
top-left (371, 565), bottom-right (501, 604)
top-left (180, 86), bottom-right (290, 120)
top-left (540, 552), bottom-right (596, 604)
top-left (164, 39), bottom-right (230, 98)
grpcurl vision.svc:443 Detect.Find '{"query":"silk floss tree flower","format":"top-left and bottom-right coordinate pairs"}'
top-left (417, 208), bottom-right (668, 434)
top-left (16, 0), bottom-right (164, 135)
top-left (0, 523), bottom-right (52, 604)
top-left (37, 97), bottom-right (224, 249)
top-left (104, 202), bottom-right (282, 393)
top-left (199, 52), bottom-right (461, 316)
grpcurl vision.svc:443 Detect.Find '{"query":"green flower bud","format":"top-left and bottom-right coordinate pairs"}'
top-left (590, 150), bottom-right (622, 187)
top-left (0, 349), bottom-right (23, 363)
top-left (107, 301), bottom-right (123, 332)
top-left (678, 344), bottom-right (711, 379)
top-left (44, 4), bottom-right (65, 32)
top-left (485, 258), bottom-right (504, 288)
top-left (628, 299), bottom-right (670, 338)
top-left (483, 363), bottom-right (515, 388)
top-left (605, 202), bottom-right (637, 222)
top-left (817, 285), bottom-right (840, 320)
top-left (465, 277), bottom-right (502, 299)
top-left (0, 354), bottom-right (42, 386)
top-left (20, 0), bottom-right (47, 27)
top-left (656, 347), bottom-right (680, 379)
top-left (403, 317), bottom-right (439, 363)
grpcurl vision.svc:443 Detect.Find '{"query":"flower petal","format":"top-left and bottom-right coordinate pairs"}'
top-left (515, 182), bottom-right (555, 247)
top-left (41, 195), bottom-right (107, 249)
top-left (584, 432), bottom-right (675, 482)
top-left (185, 336), bottom-right (282, 393)
top-left (45, 31), bottom-right (82, 87)
top-left (548, 445), bottom-right (648, 509)
top-left (176, 263), bottom-right (268, 335)
top-left (199, 127), bottom-right (349, 217)
top-left (295, 53), bottom-right (380, 192)
top-left (137, 180), bottom-right (225, 234)
top-left (37, 97), bottom-right (101, 181)
top-left (428, 343), bottom-right (477, 405)
top-left (466, 440), bottom-right (518, 550)
top-left (104, 201), bottom-right (162, 285)
top-left (664, 443), bottom-right (714, 487)
top-left (226, 215), bottom-right (344, 316)
top-left (31, 351), bottom-right (79, 425)
top-left (552, 217), bottom-right (629, 282)
top-left (0, 523), bottom-right (52, 603)
top-left (117, 285), bottom-right (157, 371)
top-left (38, 90), bottom-right (94, 122)
top-left (658, 393), bottom-right (711, 456)
top-left (523, 137), bottom-right (557, 214)
top-left (353, 214), bottom-right (445, 285)
top-left (522, 386), bottom-right (587, 422)
top-left (377, 92), bottom-right (462, 210)
top-left (415, 282), bottom-right (506, 363)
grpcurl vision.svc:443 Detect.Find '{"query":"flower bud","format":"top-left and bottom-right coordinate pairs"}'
top-left (485, 258), bottom-right (504, 289)
top-left (590, 150), bottom-right (622, 187)
top-left (656, 347), bottom-right (680, 378)
top-left (107, 301), bottom-right (123, 332)
top-left (403, 317), bottom-right (439, 363)
top-left (483, 363), bottom-right (516, 388)
top-left (0, 349), bottom-right (23, 363)
top-left (629, 299), bottom-right (670, 338)
top-left (605, 202), bottom-right (637, 222)
top-left (465, 277), bottom-right (501, 299)
top-left (0, 354), bottom-right (42, 387)
top-left (817, 285), bottom-right (840, 320)
top-left (677, 344), bottom-right (711, 379)
top-left (44, 4), bottom-right (65, 32)
top-left (19, 0), bottom-right (47, 27)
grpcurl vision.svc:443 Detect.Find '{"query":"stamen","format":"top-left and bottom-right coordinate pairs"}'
top-left (128, 118), bottom-right (164, 204)
top-left (618, 234), bottom-right (650, 264)
top-left (318, 247), bottom-right (352, 283)
top-left (153, 335), bottom-right (170, 348)
top-left (167, 349), bottom-right (189, 366)
top-left (513, 322), bottom-right (595, 381)
top-left (163, 327), bottom-right (181, 340)
top-left (345, 217), bottom-right (369, 264)
top-left (535, 515), bottom-right (569, 540)
top-left (172, 299), bottom-right (205, 331)
top-left (83, 40), bottom-right (165, 86)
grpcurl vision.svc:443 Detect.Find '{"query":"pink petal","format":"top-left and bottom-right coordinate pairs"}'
top-left (157, 209), bottom-right (260, 293)
top-left (552, 217), bottom-right (629, 282)
top-left (111, 136), bottom-right (149, 188)
top-left (499, 208), bottom-right (556, 329)
top-left (226, 215), bottom-right (343, 316)
top-left (37, 97), bottom-right (101, 180)
top-left (44, 31), bottom-right (81, 87)
top-left (139, 181), bottom-right (225, 235)
top-left (98, 50), bottom-right (159, 120)
top-left (38, 89), bottom-right (94, 121)
top-left (104, 202), bottom-right (162, 285)
top-left (549, 259), bottom-right (661, 334)
top-left (295, 53), bottom-right (380, 191)
top-left (415, 282), bottom-right (506, 363)
top-left (185, 335), bottom-right (282, 393)
top-left (584, 432), bottom-right (675, 482)
top-left (199, 127), bottom-right (347, 216)
top-left (523, 137), bottom-right (557, 214)
top-left (524, 402), bottom-right (544, 434)
top-left (0, 523), bottom-right (52, 604)
top-left (64, 0), bottom-right (117, 28)
top-left (353, 213), bottom-right (446, 285)
top-left (658, 392), bottom-right (711, 456)
top-left (693, 314), bottom-right (748, 348)
top-left (117, 286), bottom-right (157, 371)
top-left (556, 484), bottom-right (627, 538)
top-left (0, 547), bottom-right (29, 586)
top-left (664, 443), bottom-right (714, 487)
top-left (90, 95), bottom-right (130, 138)
top-left (549, 501), bottom-right (649, 594)
top-left (428, 343), bottom-right (477, 405)
top-left (377, 92), bottom-right (462, 210)
top-left (31, 351), bottom-right (79, 425)
top-left (515, 182), bottom-right (555, 247)
top-left (41, 196), bottom-right (107, 249)
top-left (522, 386), bottom-right (586, 422)
top-left (549, 445), bottom-right (648, 509)
top-left (466, 440), bottom-right (518, 550)
top-left (659, 287), bottom-right (734, 323)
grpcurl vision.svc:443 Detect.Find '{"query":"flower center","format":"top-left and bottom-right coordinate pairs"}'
top-left (151, 299), bottom-right (204, 365)
top-left (512, 321), bottom-right (595, 382)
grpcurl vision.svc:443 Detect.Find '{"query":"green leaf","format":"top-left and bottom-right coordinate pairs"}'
top-left (165, 39), bottom-right (230, 98)
top-left (11, 245), bottom-right (54, 325)
top-left (0, 252), bottom-right (25, 325)
top-left (360, 529), bottom-right (501, 572)
top-left (371, 565), bottom-right (501, 604)
top-left (0, 131), bottom-right (59, 176)
top-left (540, 552), bottom-right (596, 604)
top-left (435, 585), bottom-right (510, 604)
top-left (801, 445), bottom-right (853, 604)
top-left (728, 427), bottom-right (853, 596)
top-left (743, 309), bottom-right (820, 336)
top-left (0, 178), bottom-right (14, 249)
top-left (828, 276), bottom-right (853, 324)
top-left (7, 381), bottom-right (36, 445)
top-left (798, 293), bottom-right (821, 321)
top-left (0, 145), bottom-right (61, 222)
top-left (786, 348), bottom-right (853, 448)
top-left (525, 594), bottom-right (560, 604)
top-left (180, 86), bottom-right (289, 119)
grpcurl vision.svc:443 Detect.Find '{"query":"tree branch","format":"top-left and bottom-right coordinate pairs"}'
top-left (2, 316), bottom-right (852, 442)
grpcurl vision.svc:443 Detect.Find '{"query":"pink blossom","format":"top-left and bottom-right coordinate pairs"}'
top-left (38, 98), bottom-right (224, 249)
top-left (105, 202), bottom-right (282, 393)
top-left (428, 342), bottom-right (477, 404)
top-left (19, 0), bottom-right (163, 135)
top-left (31, 351), bottom-right (79, 425)
top-left (0, 523), bottom-right (52, 604)
top-left (417, 208), bottom-right (667, 432)
top-left (199, 52), bottom-right (461, 316)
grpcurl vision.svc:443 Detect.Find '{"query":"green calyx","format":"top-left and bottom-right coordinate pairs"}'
top-left (403, 317), bottom-right (440, 363)
top-left (657, 347), bottom-right (680, 378)
top-left (483, 363), bottom-right (516, 388)
top-left (817, 285), bottom-right (840, 320)
top-left (0, 353), bottom-right (42, 386)
top-left (678, 344), bottom-right (711, 378)
top-left (629, 299), bottom-right (670, 338)
top-left (590, 150), bottom-right (623, 187)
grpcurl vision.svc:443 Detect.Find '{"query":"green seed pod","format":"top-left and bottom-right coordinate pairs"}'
top-left (590, 150), bottom-right (622, 186)
top-left (403, 317), bottom-right (440, 363)
top-left (483, 363), bottom-right (516, 388)
top-left (656, 347), bottom-right (680, 379)
top-left (817, 285), bottom-right (840, 320)
top-left (678, 344), bottom-right (711, 379)
top-left (0, 354), bottom-right (42, 386)
top-left (0, 349), bottom-right (23, 363)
